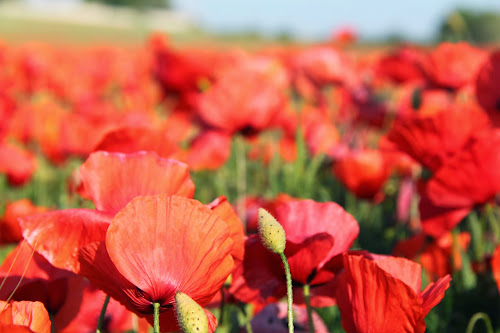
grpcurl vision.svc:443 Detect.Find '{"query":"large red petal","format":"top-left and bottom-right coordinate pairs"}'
top-left (336, 254), bottom-right (424, 333)
top-left (19, 209), bottom-right (111, 273)
top-left (286, 234), bottom-right (334, 285)
top-left (106, 195), bottom-right (234, 307)
top-left (79, 151), bottom-right (195, 214)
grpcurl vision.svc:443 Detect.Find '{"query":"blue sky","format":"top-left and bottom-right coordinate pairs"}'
top-left (171, 0), bottom-right (500, 41)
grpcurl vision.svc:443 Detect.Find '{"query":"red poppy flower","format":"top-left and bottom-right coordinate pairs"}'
top-left (79, 194), bottom-right (234, 332)
top-left (424, 42), bottom-right (486, 89)
top-left (186, 130), bottom-right (232, 171)
top-left (197, 57), bottom-right (288, 134)
top-left (148, 33), bottom-right (217, 95)
top-left (419, 129), bottom-right (500, 237)
top-left (376, 46), bottom-right (427, 84)
top-left (0, 200), bottom-right (48, 244)
top-left (0, 301), bottom-right (51, 333)
top-left (20, 151), bottom-right (195, 273)
top-left (0, 142), bottom-right (36, 186)
top-left (292, 46), bottom-right (353, 87)
top-left (94, 127), bottom-right (180, 159)
top-left (332, 149), bottom-right (391, 201)
top-left (336, 253), bottom-right (451, 333)
top-left (231, 199), bottom-right (359, 307)
top-left (475, 50), bottom-right (500, 124)
top-left (386, 103), bottom-right (490, 172)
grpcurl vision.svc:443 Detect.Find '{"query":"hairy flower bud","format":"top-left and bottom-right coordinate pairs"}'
top-left (258, 208), bottom-right (286, 254)
top-left (175, 291), bottom-right (209, 333)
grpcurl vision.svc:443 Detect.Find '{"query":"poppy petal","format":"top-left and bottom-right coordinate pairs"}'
top-left (420, 274), bottom-right (452, 317)
top-left (105, 195), bottom-right (234, 306)
top-left (78, 241), bottom-right (149, 314)
top-left (373, 256), bottom-right (422, 294)
top-left (276, 200), bottom-right (359, 267)
top-left (336, 254), bottom-right (424, 333)
top-left (79, 151), bottom-right (195, 214)
top-left (0, 301), bottom-right (51, 333)
top-left (286, 234), bottom-right (334, 285)
top-left (19, 209), bottom-right (111, 273)
top-left (206, 196), bottom-right (245, 267)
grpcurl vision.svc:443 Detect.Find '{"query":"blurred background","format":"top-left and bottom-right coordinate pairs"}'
top-left (1, 0), bottom-right (500, 45)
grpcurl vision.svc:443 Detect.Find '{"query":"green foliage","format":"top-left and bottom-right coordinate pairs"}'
top-left (85, 0), bottom-right (171, 9)
top-left (438, 9), bottom-right (500, 44)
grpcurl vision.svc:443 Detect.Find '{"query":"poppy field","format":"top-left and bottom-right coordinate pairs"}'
top-left (1, 34), bottom-right (500, 332)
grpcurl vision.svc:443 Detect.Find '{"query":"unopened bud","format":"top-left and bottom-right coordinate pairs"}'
top-left (175, 291), bottom-right (209, 333)
top-left (258, 208), bottom-right (286, 254)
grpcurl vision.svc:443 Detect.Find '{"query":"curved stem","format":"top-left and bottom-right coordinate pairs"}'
top-left (303, 284), bottom-right (315, 333)
top-left (96, 295), bottom-right (111, 333)
top-left (280, 253), bottom-right (294, 333)
top-left (153, 302), bottom-right (161, 333)
top-left (466, 312), bottom-right (494, 333)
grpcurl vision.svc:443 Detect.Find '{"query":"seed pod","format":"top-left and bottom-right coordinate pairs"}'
top-left (175, 291), bottom-right (208, 333)
top-left (258, 208), bottom-right (286, 254)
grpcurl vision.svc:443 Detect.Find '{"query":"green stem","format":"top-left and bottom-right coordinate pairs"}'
top-left (238, 303), bottom-right (253, 333)
top-left (235, 135), bottom-right (247, 232)
top-left (465, 312), bottom-right (494, 333)
top-left (280, 253), bottom-right (294, 333)
top-left (49, 312), bottom-right (56, 333)
top-left (96, 295), bottom-right (111, 333)
top-left (153, 302), bottom-right (161, 333)
top-left (219, 288), bottom-right (226, 326)
top-left (303, 284), bottom-right (315, 333)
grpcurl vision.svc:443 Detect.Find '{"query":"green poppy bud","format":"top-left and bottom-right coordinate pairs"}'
top-left (258, 208), bottom-right (286, 254)
top-left (175, 291), bottom-right (208, 333)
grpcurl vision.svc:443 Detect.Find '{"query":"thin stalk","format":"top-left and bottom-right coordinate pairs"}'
top-left (303, 284), bottom-right (315, 333)
top-left (219, 288), bottom-right (226, 326)
top-left (465, 312), bottom-right (494, 333)
top-left (279, 253), bottom-right (294, 333)
top-left (235, 136), bottom-right (247, 232)
top-left (153, 302), bottom-right (161, 333)
top-left (96, 295), bottom-right (111, 333)
top-left (238, 303), bottom-right (253, 333)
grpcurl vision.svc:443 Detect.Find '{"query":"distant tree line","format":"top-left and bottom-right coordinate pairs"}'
top-left (85, 0), bottom-right (171, 9)
top-left (438, 8), bottom-right (500, 44)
